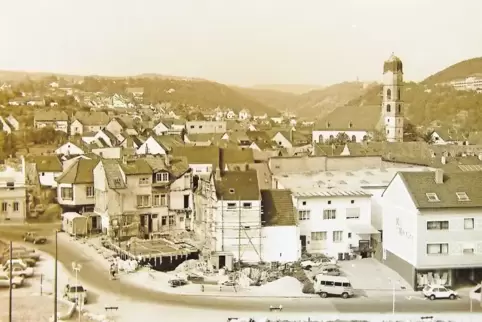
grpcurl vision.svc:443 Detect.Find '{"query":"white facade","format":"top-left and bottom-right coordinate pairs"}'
top-left (214, 199), bottom-right (262, 263)
top-left (261, 226), bottom-right (301, 262)
top-left (38, 171), bottom-right (62, 188)
top-left (382, 55), bottom-right (404, 143)
top-left (291, 191), bottom-right (375, 258)
top-left (136, 136), bottom-right (168, 155)
top-left (55, 142), bottom-right (84, 156)
top-left (272, 132), bottom-right (292, 148)
top-left (152, 122), bottom-right (170, 135)
top-left (35, 120), bottom-right (68, 133)
top-left (447, 76), bottom-right (482, 92)
top-left (238, 109), bottom-right (251, 121)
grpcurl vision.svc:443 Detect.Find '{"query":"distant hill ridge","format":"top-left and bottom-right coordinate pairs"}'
top-left (423, 57), bottom-right (482, 85)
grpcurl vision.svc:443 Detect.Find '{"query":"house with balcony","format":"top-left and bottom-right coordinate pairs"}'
top-left (212, 170), bottom-right (262, 266)
top-left (382, 169), bottom-right (482, 289)
top-left (70, 111), bottom-right (110, 136)
top-left (34, 110), bottom-right (69, 133)
top-left (0, 158), bottom-right (26, 222)
top-left (56, 159), bottom-right (98, 215)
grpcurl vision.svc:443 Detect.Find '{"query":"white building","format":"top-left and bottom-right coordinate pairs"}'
top-left (54, 142), bottom-right (85, 156)
top-left (238, 109), bottom-right (251, 121)
top-left (382, 169), bottom-right (482, 290)
top-left (31, 155), bottom-right (64, 188)
top-left (381, 53), bottom-right (404, 142)
top-left (0, 158), bottom-right (26, 222)
top-left (260, 189), bottom-right (300, 263)
top-left (445, 75), bottom-right (482, 92)
top-left (213, 171), bottom-right (262, 264)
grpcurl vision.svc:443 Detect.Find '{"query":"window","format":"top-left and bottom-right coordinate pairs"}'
top-left (323, 209), bottom-right (336, 220)
top-left (311, 232), bottom-right (327, 241)
top-left (61, 187), bottom-right (73, 200)
top-left (161, 216), bottom-right (167, 226)
top-left (397, 105), bottom-right (401, 113)
top-left (327, 200), bottom-right (331, 204)
top-left (333, 231), bottom-right (343, 243)
top-left (242, 202), bottom-right (252, 209)
top-left (229, 188), bottom-right (235, 194)
top-left (346, 208), bottom-right (360, 219)
top-left (86, 186), bottom-right (94, 198)
top-left (427, 220), bottom-right (449, 230)
top-left (168, 215), bottom-right (175, 226)
top-left (456, 192), bottom-right (470, 201)
top-left (427, 243), bottom-right (449, 255)
top-left (351, 200), bottom-right (355, 204)
top-left (386, 89), bottom-right (392, 100)
top-left (136, 195), bottom-right (150, 208)
top-left (1, 202), bottom-right (7, 212)
top-left (302, 201), bottom-right (306, 206)
top-left (153, 194), bottom-right (167, 207)
top-left (386, 104), bottom-right (391, 112)
top-left (348, 232), bottom-right (352, 238)
top-left (298, 210), bottom-right (310, 220)
top-left (155, 172), bottom-right (169, 182)
top-left (464, 218), bottom-right (474, 230)
top-left (426, 193), bottom-right (440, 202)
top-left (13, 202), bottom-right (19, 212)
top-left (139, 177), bottom-right (149, 185)
top-left (227, 202), bottom-right (236, 210)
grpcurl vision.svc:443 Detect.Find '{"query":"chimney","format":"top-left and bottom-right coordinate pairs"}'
top-left (164, 154), bottom-right (171, 167)
top-left (348, 122), bottom-right (353, 129)
top-left (244, 163), bottom-right (249, 171)
top-left (219, 148), bottom-right (225, 176)
top-left (434, 169), bottom-right (444, 184)
top-left (289, 128), bottom-right (293, 143)
top-left (441, 156), bottom-right (446, 164)
top-left (326, 121), bottom-right (330, 128)
top-left (478, 152), bottom-right (482, 161)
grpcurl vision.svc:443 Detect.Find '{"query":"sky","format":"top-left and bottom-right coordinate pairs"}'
top-left (1, 0), bottom-right (481, 86)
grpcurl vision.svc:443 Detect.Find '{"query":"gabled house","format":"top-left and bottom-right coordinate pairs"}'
top-left (0, 158), bottom-right (26, 222)
top-left (29, 155), bottom-right (63, 188)
top-left (93, 129), bottom-right (122, 148)
top-left (34, 110), bottom-right (69, 133)
top-left (70, 111), bottom-right (110, 135)
top-left (382, 169), bottom-right (482, 289)
top-left (0, 116), bottom-right (12, 134)
top-left (238, 109), bottom-right (251, 121)
top-left (54, 142), bottom-right (85, 156)
top-left (430, 127), bottom-right (467, 145)
top-left (56, 159), bottom-right (99, 215)
top-left (226, 110), bottom-right (236, 119)
top-left (106, 117), bottom-right (138, 137)
top-left (6, 115), bottom-right (19, 131)
top-left (183, 134), bottom-right (215, 146)
top-left (136, 135), bottom-right (184, 155)
top-left (152, 120), bottom-right (172, 136)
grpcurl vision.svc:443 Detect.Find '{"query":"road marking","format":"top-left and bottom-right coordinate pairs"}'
top-left (405, 296), bottom-right (426, 301)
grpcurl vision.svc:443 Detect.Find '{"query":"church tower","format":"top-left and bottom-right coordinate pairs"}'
top-left (381, 53), bottom-right (404, 142)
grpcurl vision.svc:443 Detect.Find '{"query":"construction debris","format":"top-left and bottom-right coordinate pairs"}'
top-left (249, 276), bottom-right (303, 296)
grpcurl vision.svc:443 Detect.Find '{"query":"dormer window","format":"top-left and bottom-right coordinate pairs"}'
top-left (156, 172), bottom-right (169, 182)
top-left (426, 193), bottom-right (440, 202)
top-left (229, 188), bottom-right (235, 194)
top-left (456, 192), bottom-right (470, 202)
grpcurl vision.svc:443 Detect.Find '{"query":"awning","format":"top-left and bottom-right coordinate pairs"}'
top-left (346, 222), bottom-right (380, 235)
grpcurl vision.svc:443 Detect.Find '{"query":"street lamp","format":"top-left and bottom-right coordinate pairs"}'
top-left (72, 262), bottom-right (82, 322)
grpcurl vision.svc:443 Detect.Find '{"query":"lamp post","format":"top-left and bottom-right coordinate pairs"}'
top-left (54, 230), bottom-right (58, 322)
top-left (72, 262), bottom-right (82, 322)
top-left (8, 241), bottom-right (13, 322)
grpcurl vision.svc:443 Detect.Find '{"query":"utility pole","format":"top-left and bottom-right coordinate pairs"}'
top-left (238, 198), bottom-right (241, 270)
top-left (8, 241), bottom-right (13, 322)
top-left (72, 262), bottom-right (82, 322)
top-left (54, 231), bottom-right (58, 322)
top-left (221, 197), bottom-right (224, 252)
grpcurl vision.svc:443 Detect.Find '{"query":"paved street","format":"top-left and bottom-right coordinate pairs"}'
top-left (1, 223), bottom-right (482, 314)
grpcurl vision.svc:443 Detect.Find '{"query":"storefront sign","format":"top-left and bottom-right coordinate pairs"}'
top-left (396, 217), bottom-right (413, 240)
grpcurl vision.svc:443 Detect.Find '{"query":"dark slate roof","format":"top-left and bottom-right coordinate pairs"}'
top-left (74, 111), bottom-right (110, 126)
top-left (120, 159), bottom-right (153, 175)
top-left (34, 110), bottom-right (68, 122)
top-left (223, 148), bottom-right (254, 164)
top-left (56, 159), bottom-right (98, 184)
top-left (261, 189), bottom-right (296, 226)
top-left (30, 155), bottom-right (63, 172)
top-left (144, 156), bottom-right (189, 177)
top-left (215, 170), bottom-right (260, 201)
top-left (246, 131), bottom-right (271, 142)
top-left (172, 146), bottom-right (219, 166)
top-left (432, 127), bottom-right (466, 142)
top-left (398, 171), bottom-right (482, 209)
top-left (314, 105), bottom-right (380, 131)
top-left (153, 135), bottom-right (184, 151)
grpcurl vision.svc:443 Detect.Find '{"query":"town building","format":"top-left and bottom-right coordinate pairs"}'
top-left (382, 169), bottom-right (482, 289)
top-left (70, 111), bottom-right (110, 135)
top-left (29, 155), bottom-right (64, 188)
top-left (185, 121), bottom-right (227, 134)
top-left (442, 75), bottom-right (482, 92)
top-left (0, 157), bottom-right (26, 222)
top-left (34, 110), bottom-right (69, 133)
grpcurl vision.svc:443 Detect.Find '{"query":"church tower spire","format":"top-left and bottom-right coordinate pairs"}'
top-left (381, 53), bottom-right (404, 142)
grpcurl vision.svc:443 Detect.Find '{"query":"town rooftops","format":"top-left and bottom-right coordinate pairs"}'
top-left (73, 111), bottom-right (110, 126)
top-left (56, 159), bottom-right (98, 184)
top-left (398, 170), bottom-right (482, 209)
top-left (261, 189), bottom-right (296, 226)
top-left (29, 155), bottom-right (63, 172)
top-left (34, 110), bottom-right (68, 122)
top-left (215, 170), bottom-right (260, 201)
top-left (101, 159), bottom-right (127, 189)
top-left (313, 105), bottom-right (380, 131)
top-left (144, 155), bottom-right (189, 177)
top-left (120, 159), bottom-right (153, 175)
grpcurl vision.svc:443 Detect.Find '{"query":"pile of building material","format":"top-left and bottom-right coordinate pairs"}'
top-left (174, 259), bottom-right (213, 276)
top-left (249, 276), bottom-right (303, 296)
top-left (117, 259), bottom-right (139, 273)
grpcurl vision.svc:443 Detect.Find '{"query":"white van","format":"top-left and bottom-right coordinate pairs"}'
top-left (314, 275), bottom-right (354, 299)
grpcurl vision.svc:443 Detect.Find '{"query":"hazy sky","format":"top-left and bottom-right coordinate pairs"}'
top-left (1, 0), bottom-right (481, 86)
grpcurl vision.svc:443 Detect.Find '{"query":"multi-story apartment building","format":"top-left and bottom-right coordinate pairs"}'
top-left (185, 121), bottom-right (226, 135)
top-left (0, 157), bottom-right (26, 222)
top-left (93, 156), bottom-right (192, 239)
top-left (382, 169), bottom-right (482, 289)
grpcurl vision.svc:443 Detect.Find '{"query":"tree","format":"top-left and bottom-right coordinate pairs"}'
top-left (370, 130), bottom-right (386, 142)
top-left (335, 132), bottom-right (350, 145)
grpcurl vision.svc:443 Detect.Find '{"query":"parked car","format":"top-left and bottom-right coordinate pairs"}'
top-left (1, 255), bottom-right (36, 267)
top-left (169, 279), bottom-right (188, 288)
top-left (63, 284), bottom-right (88, 304)
top-left (3, 248), bottom-right (40, 262)
top-left (3, 260), bottom-right (34, 278)
top-left (301, 257), bottom-right (337, 270)
top-left (422, 284), bottom-right (458, 300)
top-left (0, 274), bottom-right (24, 288)
top-left (23, 232), bottom-right (47, 244)
top-left (320, 264), bottom-right (341, 276)
top-left (314, 275), bottom-right (354, 299)
top-left (221, 280), bottom-right (236, 287)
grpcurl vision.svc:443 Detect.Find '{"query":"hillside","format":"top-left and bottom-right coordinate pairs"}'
top-left (423, 57), bottom-right (482, 85)
top-left (344, 81), bottom-right (482, 130)
top-left (251, 84), bottom-right (324, 94)
top-left (234, 82), bottom-right (374, 118)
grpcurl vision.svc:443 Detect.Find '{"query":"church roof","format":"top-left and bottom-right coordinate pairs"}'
top-left (314, 105), bottom-right (380, 131)
top-left (384, 53), bottom-right (403, 74)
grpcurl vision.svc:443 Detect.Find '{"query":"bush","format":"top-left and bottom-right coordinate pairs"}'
top-left (302, 281), bottom-right (315, 294)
